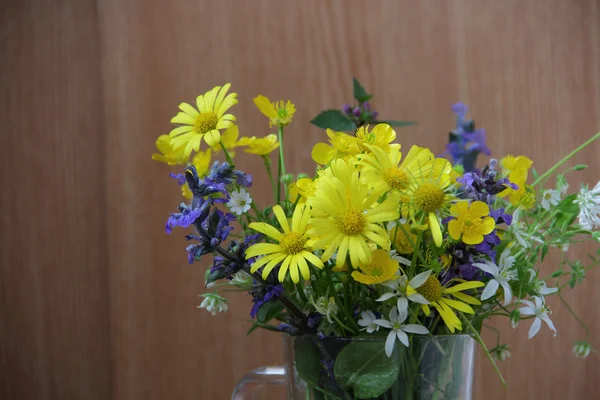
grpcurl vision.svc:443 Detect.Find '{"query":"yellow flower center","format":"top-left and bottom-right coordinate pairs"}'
top-left (414, 183), bottom-right (446, 213)
top-left (194, 112), bottom-right (218, 134)
top-left (383, 167), bottom-right (409, 191)
top-left (279, 232), bottom-right (307, 255)
top-left (415, 275), bottom-right (443, 302)
top-left (337, 208), bottom-right (366, 236)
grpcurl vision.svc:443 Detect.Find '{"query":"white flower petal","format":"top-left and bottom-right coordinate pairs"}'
top-left (376, 293), bottom-right (396, 302)
top-left (407, 293), bottom-right (429, 305)
top-left (374, 319), bottom-right (393, 329)
top-left (402, 324), bottom-right (429, 335)
top-left (409, 270), bottom-right (431, 288)
top-left (473, 261), bottom-right (499, 276)
top-left (397, 297), bottom-right (409, 314)
top-left (500, 282), bottom-right (513, 306)
top-left (385, 331), bottom-right (396, 357)
top-left (481, 279), bottom-right (499, 301)
top-left (396, 329), bottom-right (409, 347)
top-left (541, 314), bottom-right (557, 336)
top-left (528, 318), bottom-right (542, 339)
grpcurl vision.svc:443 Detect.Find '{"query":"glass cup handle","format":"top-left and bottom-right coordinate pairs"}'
top-left (231, 366), bottom-right (286, 399)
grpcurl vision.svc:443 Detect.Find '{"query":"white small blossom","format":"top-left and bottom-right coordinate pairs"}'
top-left (519, 296), bottom-right (557, 339)
top-left (473, 250), bottom-right (517, 306)
top-left (374, 306), bottom-right (429, 357)
top-left (574, 181), bottom-right (600, 230)
top-left (198, 293), bottom-right (229, 316)
top-left (226, 188), bottom-right (252, 215)
top-left (313, 296), bottom-right (338, 323)
top-left (229, 271), bottom-right (253, 288)
top-left (377, 271), bottom-right (430, 315)
top-left (541, 189), bottom-right (561, 211)
top-left (508, 209), bottom-right (544, 249)
top-left (388, 250), bottom-right (412, 267)
top-left (527, 270), bottom-right (558, 300)
top-left (572, 341), bottom-right (592, 358)
top-left (492, 344), bottom-right (512, 362)
top-left (357, 310), bottom-right (379, 333)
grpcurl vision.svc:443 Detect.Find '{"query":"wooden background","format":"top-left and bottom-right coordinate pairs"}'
top-left (2, 0), bottom-right (599, 399)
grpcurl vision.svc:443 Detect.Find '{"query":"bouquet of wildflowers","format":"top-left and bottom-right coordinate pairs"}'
top-left (154, 79), bottom-right (600, 398)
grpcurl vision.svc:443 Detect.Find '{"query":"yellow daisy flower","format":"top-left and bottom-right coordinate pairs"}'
top-left (448, 201), bottom-right (496, 245)
top-left (169, 83), bottom-right (238, 157)
top-left (182, 149), bottom-right (212, 199)
top-left (237, 134), bottom-right (280, 155)
top-left (354, 124), bottom-right (401, 152)
top-left (357, 143), bottom-right (434, 194)
top-left (307, 158), bottom-right (400, 269)
top-left (246, 204), bottom-right (323, 283)
top-left (152, 135), bottom-right (188, 165)
top-left (400, 157), bottom-right (457, 247)
top-left (410, 275), bottom-right (484, 332)
top-left (253, 95), bottom-right (296, 127)
top-left (288, 177), bottom-right (317, 204)
top-left (351, 249), bottom-right (399, 285)
top-left (311, 129), bottom-right (361, 165)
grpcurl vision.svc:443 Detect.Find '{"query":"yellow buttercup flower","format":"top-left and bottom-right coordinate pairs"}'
top-left (354, 124), bottom-right (401, 152)
top-left (411, 276), bottom-right (484, 333)
top-left (307, 158), bottom-right (399, 269)
top-left (237, 134), bottom-right (280, 155)
top-left (182, 149), bottom-right (212, 199)
top-left (357, 144), bottom-right (434, 194)
top-left (311, 129), bottom-right (362, 165)
top-left (152, 135), bottom-right (189, 165)
top-left (169, 83), bottom-right (238, 157)
top-left (499, 155), bottom-right (535, 208)
top-left (400, 157), bottom-right (457, 247)
top-left (253, 95), bottom-right (296, 127)
top-left (246, 204), bottom-right (323, 283)
top-left (352, 249), bottom-right (399, 285)
top-left (288, 177), bottom-right (317, 204)
top-left (448, 201), bottom-right (496, 245)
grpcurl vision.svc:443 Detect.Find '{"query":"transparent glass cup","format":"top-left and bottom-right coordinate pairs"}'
top-left (232, 334), bottom-right (476, 400)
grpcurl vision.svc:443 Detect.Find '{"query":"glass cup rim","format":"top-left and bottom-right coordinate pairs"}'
top-left (284, 333), bottom-right (475, 341)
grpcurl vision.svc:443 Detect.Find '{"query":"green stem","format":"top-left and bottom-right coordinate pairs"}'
top-left (397, 223), bottom-right (426, 266)
top-left (532, 131), bottom-right (600, 187)
top-left (460, 313), bottom-right (507, 388)
top-left (324, 266), bottom-right (359, 334)
top-left (262, 155), bottom-right (277, 202)
top-left (483, 323), bottom-right (502, 347)
top-left (557, 292), bottom-right (590, 340)
top-left (220, 142), bottom-right (235, 166)
top-left (277, 126), bottom-right (286, 203)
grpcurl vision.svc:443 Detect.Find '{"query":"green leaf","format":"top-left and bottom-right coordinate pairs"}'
top-left (353, 77), bottom-right (372, 103)
top-left (294, 338), bottom-right (324, 386)
top-left (334, 341), bottom-right (400, 399)
top-left (310, 109), bottom-right (357, 131)
top-left (592, 231), bottom-right (600, 242)
top-left (550, 270), bottom-right (564, 278)
top-left (573, 164), bottom-right (588, 171)
top-left (257, 301), bottom-right (285, 323)
top-left (246, 321), bottom-right (281, 335)
top-left (376, 120), bottom-right (417, 127)
top-left (541, 244), bottom-right (549, 261)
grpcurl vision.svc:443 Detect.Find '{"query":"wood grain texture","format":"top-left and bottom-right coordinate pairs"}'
top-left (2, 0), bottom-right (599, 399)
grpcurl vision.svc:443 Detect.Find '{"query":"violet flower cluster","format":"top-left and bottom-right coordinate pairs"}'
top-left (445, 103), bottom-right (491, 173)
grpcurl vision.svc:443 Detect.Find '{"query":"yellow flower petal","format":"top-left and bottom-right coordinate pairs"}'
top-left (204, 130), bottom-right (221, 148)
top-left (311, 142), bottom-right (334, 165)
top-left (469, 201), bottom-right (490, 217)
top-left (248, 222), bottom-right (283, 241)
top-left (253, 95), bottom-right (277, 119)
top-left (429, 212), bottom-right (443, 247)
top-left (441, 298), bottom-right (475, 314)
top-left (443, 281), bottom-right (485, 293)
top-left (272, 205), bottom-right (291, 233)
